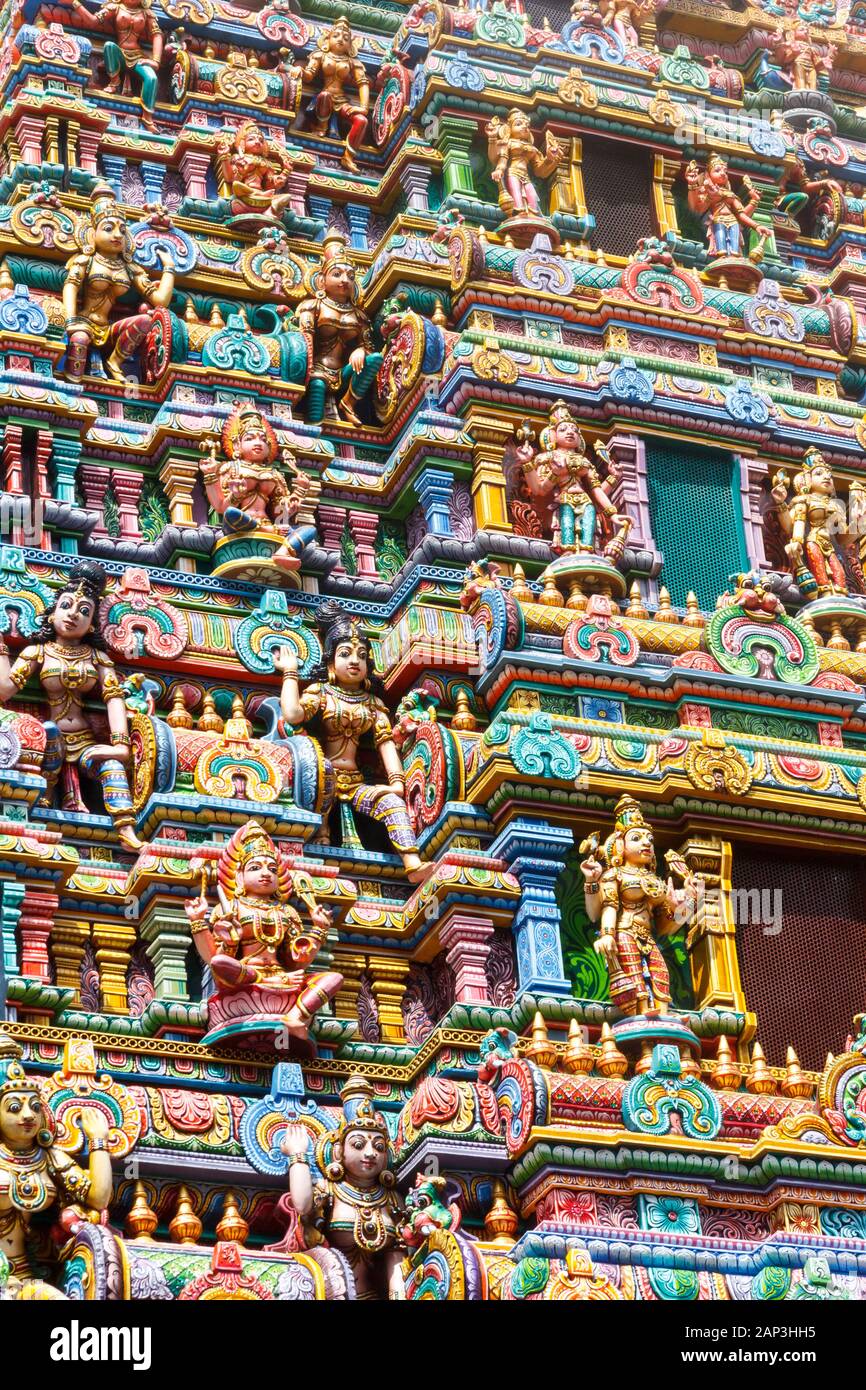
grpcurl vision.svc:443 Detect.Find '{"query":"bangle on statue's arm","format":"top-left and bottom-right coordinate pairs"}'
top-left (89, 1138), bottom-right (109, 1153)
top-left (110, 730), bottom-right (128, 745)
top-left (0, 639), bottom-right (8, 658)
top-left (585, 882), bottom-right (599, 895)
top-left (287, 1153), bottom-right (309, 1168)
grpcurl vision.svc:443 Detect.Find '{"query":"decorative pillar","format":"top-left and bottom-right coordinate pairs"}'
top-left (159, 455), bottom-right (199, 526)
top-left (111, 468), bottom-right (144, 541)
top-left (318, 503), bottom-right (347, 573)
top-left (18, 888), bottom-right (58, 983)
top-left (51, 918), bottom-right (90, 1001)
top-left (180, 149), bottom-right (210, 201)
top-left (77, 127), bottom-right (102, 175)
top-left (369, 955), bottom-right (411, 1042)
top-left (676, 837), bottom-right (751, 1020)
top-left (436, 115), bottom-right (477, 200)
top-left (347, 510), bottom-right (379, 578)
top-left (140, 160), bottom-right (166, 204)
top-left (402, 162), bottom-right (432, 213)
top-left (345, 203), bottom-right (371, 251)
top-left (489, 819), bottom-right (572, 997)
top-left (332, 948), bottom-right (367, 1023)
top-left (100, 154), bottom-right (127, 200)
top-left (52, 434), bottom-right (83, 555)
top-left (0, 881), bottom-right (24, 984)
top-left (80, 463), bottom-right (112, 538)
top-left (738, 455), bottom-right (770, 571)
top-left (284, 161), bottom-right (313, 219)
top-left (415, 467), bottom-right (454, 536)
top-left (140, 907), bottom-right (191, 1002)
top-left (14, 116), bottom-right (42, 165)
top-left (439, 911), bottom-right (494, 1004)
top-left (3, 423), bottom-right (23, 494)
top-left (465, 409), bottom-right (511, 533)
top-left (33, 430), bottom-right (52, 548)
top-left (308, 195), bottom-right (333, 226)
top-left (604, 432), bottom-right (662, 599)
top-left (92, 920), bottom-right (137, 1014)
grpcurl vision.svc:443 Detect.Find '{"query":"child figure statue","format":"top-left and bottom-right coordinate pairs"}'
top-left (185, 820), bottom-right (343, 1046)
top-left (280, 1074), bottom-right (407, 1299)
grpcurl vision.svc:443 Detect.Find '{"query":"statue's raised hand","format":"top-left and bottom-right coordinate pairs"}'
top-left (280, 1123), bottom-right (309, 1158)
top-left (272, 644), bottom-right (298, 676)
top-left (79, 1105), bottom-right (110, 1142)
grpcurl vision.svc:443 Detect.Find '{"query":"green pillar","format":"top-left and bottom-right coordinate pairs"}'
top-left (436, 115), bottom-right (478, 200)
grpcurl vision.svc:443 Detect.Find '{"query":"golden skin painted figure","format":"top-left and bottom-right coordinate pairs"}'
top-left (0, 562), bottom-right (142, 851)
top-left (771, 448), bottom-right (866, 600)
top-left (185, 820), bottom-right (343, 1043)
top-left (280, 1075), bottom-right (406, 1300)
top-left (580, 796), bottom-right (698, 1019)
top-left (274, 602), bottom-right (434, 884)
top-left (302, 17), bottom-right (369, 172)
top-left (486, 108), bottom-right (564, 220)
top-left (215, 120), bottom-right (295, 221)
top-left (62, 184), bottom-right (175, 383)
top-left (294, 233), bottom-right (381, 426)
top-left (0, 1032), bottom-right (113, 1300)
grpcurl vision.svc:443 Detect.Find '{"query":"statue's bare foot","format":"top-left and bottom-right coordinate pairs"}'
top-left (105, 353), bottom-right (128, 383)
top-left (117, 825), bottom-right (145, 852)
top-left (406, 860), bottom-right (437, 885)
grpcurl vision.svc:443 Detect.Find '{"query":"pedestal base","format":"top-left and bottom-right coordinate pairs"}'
top-left (703, 255), bottom-right (763, 292)
top-left (212, 529), bottom-right (302, 587)
top-left (497, 212), bottom-right (560, 251)
top-left (203, 984), bottom-right (314, 1054)
top-left (545, 551), bottom-right (627, 602)
top-left (612, 1012), bottom-right (700, 1072)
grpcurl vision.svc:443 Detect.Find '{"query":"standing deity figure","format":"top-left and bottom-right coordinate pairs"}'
top-left (0, 562), bottom-right (142, 851)
top-left (280, 1075), bottom-right (407, 1300)
top-left (602, 0), bottom-right (652, 46)
top-left (516, 402), bottom-right (631, 559)
top-left (295, 233), bottom-right (381, 426)
top-left (486, 109), bottom-right (565, 219)
top-left (302, 17), bottom-right (369, 173)
top-left (771, 23), bottom-right (835, 92)
top-left (215, 121), bottom-right (295, 221)
top-left (184, 821), bottom-right (343, 1042)
top-left (771, 448), bottom-right (866, 599)
top-left (199, 403), bottom-right (316, 573)
top-left (274, 603), bottom-right (434, 884)
top-left (580, 796), bottom-right (698, 1019)
top-left (63, 0), bottom-right (164, 130)
top-left (62, 184), bottom-right (175, 383)
top-left (685, 156), bottom-right (766, 261)
top-left (0, 1032), bottom-right (113, 1300)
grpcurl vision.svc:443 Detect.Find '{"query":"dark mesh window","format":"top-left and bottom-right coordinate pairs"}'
top-left (646, 442), bottom-right (747, 608)
top-left (524, 0), bottom-right (572, 27)
top-left (732, 847), bottom-right (866, 1070)
top-left (581, 135), bottom-right (654, 258)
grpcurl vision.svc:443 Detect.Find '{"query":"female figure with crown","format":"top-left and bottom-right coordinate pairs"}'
top-left (294, 233), bottom-right (381, 426)
top-left (199, 402), bottom-right (316, 574)
top-left (274, 603), bottom-right (434, 884)
top-left (0, 1032), bottom-right (113, 1300)
top-left (184, 820), bottom-right (343, 1042)
top-left (302, 17), bottom-right (370, 173)
top-left (771, 447), bottom-right (865, 599)
top-left (280, 1074), bottom-right (406, 1299)
top-left (0, 562), bottom-right (142, 851)
top-left (62, 183), bottom-right (175, 383)
top-left (580, 795), bottom-right (697, 1018)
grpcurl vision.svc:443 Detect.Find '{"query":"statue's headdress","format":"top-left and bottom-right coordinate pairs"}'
top-left (221, 400), bottom-right (279, 464)
top-left (35, 561), bottom-right (108, 647)
top-left (310, 233), bottom-right (358, 301)
top-left (0, 1032), bottom-right (39, 1098)
top-left (608, 794), bottom-right (654, 868)
top-left (76, 182), bottom-right (134, 258)
top-left (315, 1074), bottom-right (393, 1181)
top-left (319, 15), bottom-right (359, 56)
top-left (794, 446), bottom-right (831, 496)
top-left (540, 400), bottom-right (584, 452)
top-left (216, 820), bottom-right (292, 901)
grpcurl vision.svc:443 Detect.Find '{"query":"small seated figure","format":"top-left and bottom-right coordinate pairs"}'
top-left (580, 796), bottom-right (698, 1020)
top-left (274, 602), bottom-right (434, 884)
top-left (295, 233), bottom-right (382, 426)
top-left (302, 18), bottom-right (370, 173)
top-left (280, 1075), bottom-right (406, 1299)
top-left (63, 0), bottom-right (164, 131)
top-left (215, 121), bottom-right (295, 222)
top-left (516, 402), bottom-right (631, 559)
top-left (486, 109), bottom-right (564, 221)
top-left (0, 1032), bottom-right (113, 1300)
top-left (185, 820), bottom-right (343, 1043)
top-left (199, 402), bottom-right (315, 574)
top-left (62, 184), bottom-right (175, 383)
top-left (0, 562), bottom-right (142, 850)
top-left (771, 448), bottom-right (866, 599)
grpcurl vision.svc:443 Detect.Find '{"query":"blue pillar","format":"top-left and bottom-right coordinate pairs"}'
top-left (345, 203), bottom-right (371, 251)
top-left (140, 161), bottom-right (166, 204)
top-left (309, 196), bottom-right (333, 232)
top-left (100, 155), bottom-right (127, 200)
top-left (415, 467), bottom-right (454, 536)
top-left (490, 817), bottom-right (572, 998)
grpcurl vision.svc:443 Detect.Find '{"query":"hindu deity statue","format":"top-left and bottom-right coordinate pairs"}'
top-left (294, 233), bottom-right (381, 426)
top-left (685, 156), bottom-right (766, 261)
top-left (280, 1074), bottom-right (407, 1299)
top-left (771, 448), bottom-right (866, 600)
top-left (580, 795), bottom-right (698, 1018)
top-left (63, 0), bottom-right (164, 130)
top-left (274, 602), bottom-right (434, 884)
top-left (0, 562), bottom-right (142, 851)
top-left (302, 17), bottom-right (370, 173)
top-left (199, 403), bottom-right (315, 574)
top-left (486, 109), bottom-right (565, 220)
top-left (770, 23), bottom-right (835, 92)
top-left (215, 120), bottom-right (295, 221)
top-left (776, 155), bottom-right (844, 240)
top-left (0, 1032), bottom-right (113, 1300)
top-left (516, 402), bottom-right (631, 559)
top-left (602, 0), bottom-right (653, 47)
top-left (184, 820), bottom-right (343, 1043)
top-left (62, 184), bottom-right (175, 383)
